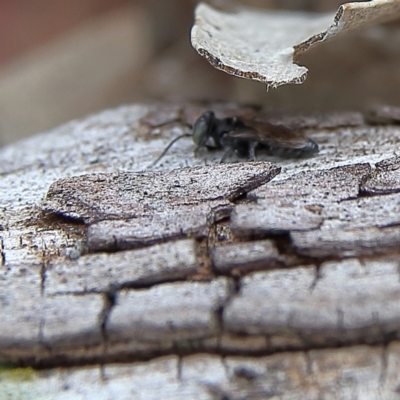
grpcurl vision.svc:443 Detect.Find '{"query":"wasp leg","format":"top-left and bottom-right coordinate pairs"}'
top-left (220, 147), bottom-right (235, 163)
top-left (248, 142), bottom-right (257, 161)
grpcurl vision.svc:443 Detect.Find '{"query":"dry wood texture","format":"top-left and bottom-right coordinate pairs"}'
top-left (191, 1), bottom-right (400, 87)
top-left (1, 102), bottom-right (400, 398)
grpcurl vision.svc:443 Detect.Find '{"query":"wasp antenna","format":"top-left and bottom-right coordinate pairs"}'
top-left (149, 133), bottom-right (192, 168)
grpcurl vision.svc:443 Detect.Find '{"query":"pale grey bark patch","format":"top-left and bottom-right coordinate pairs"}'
top-left (322, 193), bottom-right (400, 229)
top-left (211, 240), bottom-right (281, 275)
top-left (45, 239), bottom-right (198, 295)
top-left (248, 163), bottom-right (371, 202)
top-left (106, 278), bottom-right (232, 344)
top-left (102, 278), bottom-right (238, 359)
top-left (231, 160), bottom-right (400, 258)
top-left (104, 356), bottom-right (182, 398)
top-left (224, 266), bottom-right (317, 335)
top-left (41, 294), bottom-right (103, 349)
top-left (292, 225), bottom-right (400, 258)
top-left (224, 258), bottom-right (400, 345)
top-left (0, 274), bottom-right (42, 352)
top-left (231, 163), bottom-right (371, 236)
top-left (0, 272), bottom-right (103, 364)
top-left (86, 205), bottom-right (227, 251)
top-left (291, 189), bottom-right (400, 257)
top-left (232, 202), bottom-right (324, 235)
top-left (222, 345), bottom-right (386, 399)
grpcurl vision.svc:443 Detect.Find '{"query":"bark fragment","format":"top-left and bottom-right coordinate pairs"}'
top-left (43, 163), bottom-right (280, 250)
top-left (191, 1), bottom-right (400, 87)
top-left (361, 156), bottom-right (400, 195)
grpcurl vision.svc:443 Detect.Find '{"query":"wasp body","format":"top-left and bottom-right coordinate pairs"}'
top-left (152, 111), bottom-right (318, 166)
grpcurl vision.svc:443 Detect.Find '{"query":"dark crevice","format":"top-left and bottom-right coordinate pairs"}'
top-left (357, 188), bottom-right (400, 198)
top-left (194, 236), bottom-right (215, 280)
top-left (207, 386), bottom-right (233, 400)
top-left (215, 305), bottom-right (225, 334)
top-left (232, 190), bottom-right (257, 205)
top-left (232, 365), bottom-right (260, 381)
top-left (273, 232), bottom-right (315, 264)
top-left (19, 352), bottom-right (110, 370)
top-left (271, 232), bottom-right (331, 269)
top-left (308, 262), bottom-right (323, 293)
top-left (0, 238), bottom-right (4, 265)
top-left (379, 344), bottom-right (389, 387)
top-left (99, 290), bottom-right (117, 346)
top-left (7, 334), bottom-right (400, 370)
top-left (213, 277), bottom-right (239, 342)
top-left (99, 364), bottom-right (107, 382)
top-left (177, 355), bottom-right (183, 382)
top-left (90, 232), bottom-right (200, 255)
top-left (204, 221), bottom-right (239, 342)
top-left (111, 276), bottom-right (195, 292)
top-left (304, 351), bottom-right (313, 375)
top-left (232, 275), bottom-right (241, 294)
top-left (40, 260), bottom-right (46, 296)
top-left (36, 211), bottom-right (86, 231)
top-left (46, 275), bottom-right (199, 296)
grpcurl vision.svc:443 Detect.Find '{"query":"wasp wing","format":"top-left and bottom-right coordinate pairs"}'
top-left (227, 120), bottom-right (314, 149)
top-left (229, 120), bottom-right (319, 156)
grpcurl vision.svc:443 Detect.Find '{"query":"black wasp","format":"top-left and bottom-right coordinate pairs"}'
top-left (151, 111), bottom-right (319, 166)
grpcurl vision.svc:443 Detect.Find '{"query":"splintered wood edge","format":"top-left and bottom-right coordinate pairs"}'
top-left (191, 0), bottom-right (400, 88)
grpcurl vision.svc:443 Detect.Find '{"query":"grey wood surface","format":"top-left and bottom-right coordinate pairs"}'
top-left (1, 102), bottom-right (400, 399)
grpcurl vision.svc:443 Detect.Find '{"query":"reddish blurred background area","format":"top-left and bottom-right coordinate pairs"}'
top-left (0, 0), bottom-right (127, 65)
top-left (0, 0), bottom-right (399, 145)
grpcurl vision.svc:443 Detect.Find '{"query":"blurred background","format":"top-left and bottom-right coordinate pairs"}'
top-left (1, 0), bottom-right (400, 146)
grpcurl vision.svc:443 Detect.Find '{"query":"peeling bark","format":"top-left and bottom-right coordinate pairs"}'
top-left (191, 1), bottom-right (400, 87)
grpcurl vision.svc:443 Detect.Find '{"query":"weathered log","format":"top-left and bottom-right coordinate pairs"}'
top-left (1, 102), bottom-right (400, 398)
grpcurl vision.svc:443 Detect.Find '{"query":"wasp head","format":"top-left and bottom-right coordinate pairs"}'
top-left (192, 111), bottom-right (215, 147)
